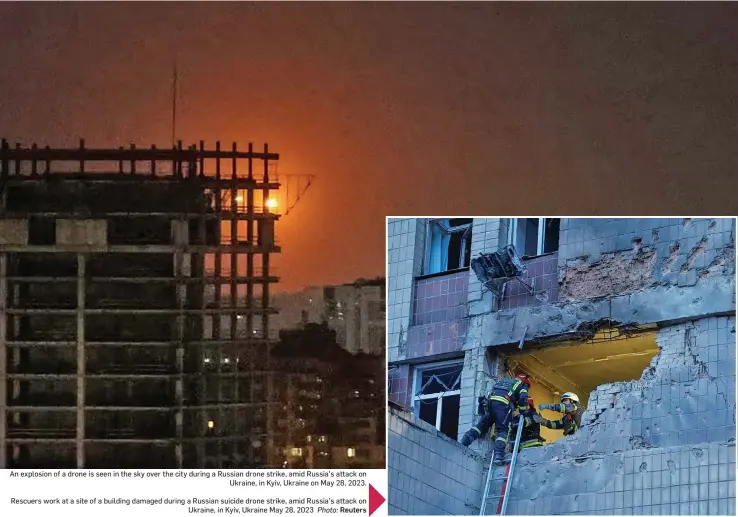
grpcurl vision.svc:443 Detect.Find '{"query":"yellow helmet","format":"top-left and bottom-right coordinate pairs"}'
top-left (561, 392), bottom-right (580, 403)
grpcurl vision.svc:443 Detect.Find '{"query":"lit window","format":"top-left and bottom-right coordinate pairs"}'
top-left (306, 435), bottom-right (312, 443)
top-left (207, 420), bottom-right (215, 429)
top-left (412, 361), bottom-right (462, 441)
top-left (290, 447), bottom-right (303, 457)
top-left (426, 219), bottom-right (473, 274)
top-left (509, 218), bottom-right (560, 257)
top-left (347, 447), bottom-right (356, 458)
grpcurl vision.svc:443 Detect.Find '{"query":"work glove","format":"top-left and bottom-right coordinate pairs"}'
top-left (538, 403), bottom-right (556, 411)
top-left (532, 414), bottom-right (545, 424)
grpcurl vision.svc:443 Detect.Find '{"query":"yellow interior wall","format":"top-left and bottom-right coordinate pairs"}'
top-left (509, 329), bottom-right (659, 446)
top-left (523, 382), bottom-right (561, 445)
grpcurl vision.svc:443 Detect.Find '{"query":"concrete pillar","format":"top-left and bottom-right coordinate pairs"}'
top-left (387, 218), bottom-right (426, 362)
top-left (76, 254), bottom-right (86, 468)
top-left (0, 253), bottom-right (7, 468)
top-left (11, 281), bottom-right (19, 464)
top-left (172, 219), bottom-right (188, 469)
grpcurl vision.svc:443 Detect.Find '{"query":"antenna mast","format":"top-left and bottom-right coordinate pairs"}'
top-left (171, 62), bottom-right (178, 145)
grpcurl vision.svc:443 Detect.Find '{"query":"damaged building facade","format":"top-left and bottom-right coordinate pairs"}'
top-left (0, 140), bottom-right (280, 468)
top-left (387, 217), bottom-right (736, 515)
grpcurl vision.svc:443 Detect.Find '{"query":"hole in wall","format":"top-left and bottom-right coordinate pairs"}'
top-left (506, 329), bottom-right (660, 445)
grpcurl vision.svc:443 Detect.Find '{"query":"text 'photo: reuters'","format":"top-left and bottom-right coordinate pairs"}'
top-left (0, 138), bottom-right (388, 516)
top-left (386, 217), bottom-right (736, 516)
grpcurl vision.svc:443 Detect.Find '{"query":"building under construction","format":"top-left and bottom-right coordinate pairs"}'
top-left (0, 139), bottom-right (280, 469)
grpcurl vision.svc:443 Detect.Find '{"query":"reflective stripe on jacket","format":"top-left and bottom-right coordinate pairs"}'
top-left (541, 402), bottom-right (584, 435)
top-left (489, 378), bottom-right (529, 410)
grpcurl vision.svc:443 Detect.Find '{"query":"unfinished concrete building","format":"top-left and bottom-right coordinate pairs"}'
top-left (387, 217), bottom-right (736, 515)
top-left (0, 139), bottom-right (280, 468)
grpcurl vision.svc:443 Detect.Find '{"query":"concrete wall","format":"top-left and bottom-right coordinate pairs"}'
top-left (468, 217), bottom-right (735, 347)
top-left (501, 441), bottom-right (736, 516)
top-left (496, 317), bottom-right (736, 515)
top-left (387, 218), bottom-right (426, 362)
top-left (56, 219), bottom-right (107, 247)
top-left (0, 219), bottom-right (28, 245)
top-left (388, 404), bottom-right (487, 515)
top-left (558, 217), bottom-right (734, 299)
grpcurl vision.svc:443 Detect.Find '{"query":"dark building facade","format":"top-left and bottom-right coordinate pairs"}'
top-left (0, 140), bottom-right (280, 468)
top-left (272, 323), bottom-right (385, 468)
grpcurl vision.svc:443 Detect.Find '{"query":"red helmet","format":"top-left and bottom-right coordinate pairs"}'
top-left (516, 373), bottom-right (531, 386)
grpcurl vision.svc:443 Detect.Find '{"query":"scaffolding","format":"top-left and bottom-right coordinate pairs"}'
top-left (0, 139), bottom-right (280, 468)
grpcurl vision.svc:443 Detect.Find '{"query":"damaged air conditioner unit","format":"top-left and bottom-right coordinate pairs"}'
top-left (470, 245), bottom-right (533, 298)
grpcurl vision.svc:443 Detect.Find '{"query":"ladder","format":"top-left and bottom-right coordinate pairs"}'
top-left (479, 414), bottom-right (525, 516)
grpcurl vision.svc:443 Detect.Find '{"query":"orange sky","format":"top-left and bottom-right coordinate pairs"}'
top-left (1, 3), bottom-right (736, 291)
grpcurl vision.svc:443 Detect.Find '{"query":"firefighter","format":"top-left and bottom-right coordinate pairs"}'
top-left (509, 398), bottom-right (545, 451)
top-left (459, 373), bottom-right (531, 466)
top-left (533, 392), bottom-right (584, 436)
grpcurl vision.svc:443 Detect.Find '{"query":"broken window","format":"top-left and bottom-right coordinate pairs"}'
top-left (425, 218), bottom-right (472, 274)
top-left (509, 218), bottom-right (560, 257)
top-left (412, 360), bottom-right (462, 440)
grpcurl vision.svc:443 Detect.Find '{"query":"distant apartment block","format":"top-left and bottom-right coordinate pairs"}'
top-left (271, 278), bottom-right (385, 355)
top-left (271, 323), bottom-right (385, 468)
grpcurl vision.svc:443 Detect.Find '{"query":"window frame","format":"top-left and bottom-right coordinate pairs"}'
top-left (508, 218), bottom-right (560, 257)
top-left (424, 219), bottom-right (473, 275)
top-left (411, 359), bottom-right (463, 435)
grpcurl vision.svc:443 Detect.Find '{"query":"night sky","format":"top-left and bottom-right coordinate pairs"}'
top-left (1, 3), bottom-right (736, 291)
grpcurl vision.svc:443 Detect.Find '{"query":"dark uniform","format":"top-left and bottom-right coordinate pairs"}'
top-left (509, 402), bottom-right (545, 451)
top-left (537, 398), bottom-right (584, 436)
top-left (460, 374), bottom-right (530, 464)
